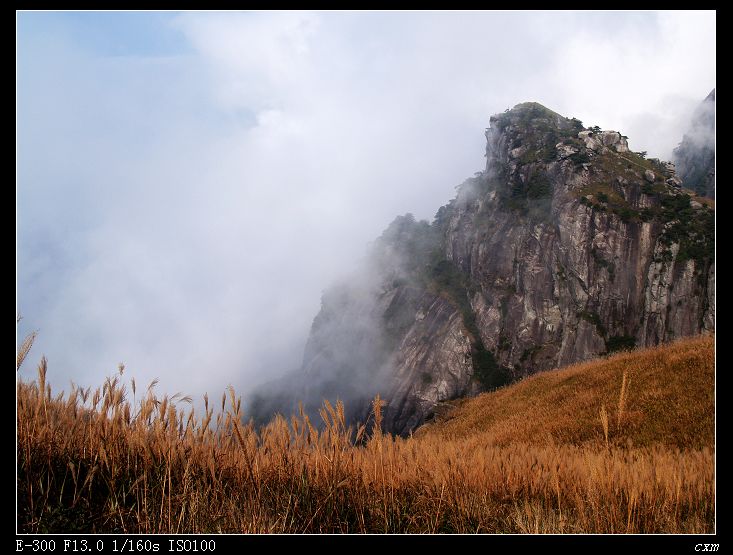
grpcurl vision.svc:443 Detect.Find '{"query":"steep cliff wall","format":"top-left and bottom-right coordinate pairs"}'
top-left (445, 103), bottom-right (714, 380)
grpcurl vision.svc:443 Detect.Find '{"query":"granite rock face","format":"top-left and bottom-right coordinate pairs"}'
top-left (253, 102), bottom-right (715, 436)
top-left (600, 130), bottom-right (630, 153)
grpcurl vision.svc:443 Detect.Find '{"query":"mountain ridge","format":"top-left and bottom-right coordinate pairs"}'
top-left (249, 100), bottom-right (715, 435)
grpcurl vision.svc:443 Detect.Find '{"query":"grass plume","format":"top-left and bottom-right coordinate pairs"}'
top-left (17, 335), bottom-right (714, 533)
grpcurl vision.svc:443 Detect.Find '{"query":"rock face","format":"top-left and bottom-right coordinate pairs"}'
top-left (250, 102), bottom-right (715, 437)
top-left (673, 89), bottom-right (715, 198)
top-left (600, 130), bottom-right (630, 153)
top-left (578, 129), bottom-right (630, 153)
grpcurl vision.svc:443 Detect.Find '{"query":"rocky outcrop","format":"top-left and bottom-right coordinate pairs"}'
top-left (673, 89), bottom-right (715, 198)
top-left (600, 130), bottom-right (630, 153)
top-left (578, 129), bottom-right (630, 154)
top-left (381, 291), bottom-right (477, 433)
top-left (251, 102), bottom-right (715, 437)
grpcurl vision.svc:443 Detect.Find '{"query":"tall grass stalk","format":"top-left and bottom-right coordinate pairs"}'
top-left (17, 335), bottom-right (714, 533)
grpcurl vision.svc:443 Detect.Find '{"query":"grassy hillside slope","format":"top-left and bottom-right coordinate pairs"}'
top-left (417, 334), bottom-right (714, 450)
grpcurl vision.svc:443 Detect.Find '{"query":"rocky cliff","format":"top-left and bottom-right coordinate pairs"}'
top-left (673, 89), bottom-right (715, 198)
top-left (250, 102), bottom-right (715, 436)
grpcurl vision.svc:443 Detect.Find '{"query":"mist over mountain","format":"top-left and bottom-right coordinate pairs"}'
top-left (17, 12), bottom-right (715, 417)
top-left (673, 89), bottom-right (715, 199)
top-left (249, 102), bottom-right (715, 435)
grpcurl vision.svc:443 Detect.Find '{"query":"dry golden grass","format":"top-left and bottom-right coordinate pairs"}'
top-left (419, 335), bottom-right (714, 451)
top-left (16, 334), bottom-right (714, 533)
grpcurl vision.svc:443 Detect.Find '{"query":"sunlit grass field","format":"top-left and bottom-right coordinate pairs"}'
top-left (17, 334), bottom-right (714, 533)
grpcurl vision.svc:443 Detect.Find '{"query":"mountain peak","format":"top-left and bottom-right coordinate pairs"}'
top-left (489, 102), bottom-right (582, 136)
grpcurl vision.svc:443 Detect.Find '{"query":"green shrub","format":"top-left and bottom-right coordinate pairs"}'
top-left (569, 151), bottom-right (591, 165)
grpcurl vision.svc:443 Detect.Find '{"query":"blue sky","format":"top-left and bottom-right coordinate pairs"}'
top-left (17, 11), bottom-right (190, 57)
top-left (16, 10), bottom-right (715, 407)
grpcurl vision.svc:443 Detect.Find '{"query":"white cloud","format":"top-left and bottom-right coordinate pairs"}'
top-left (17, 11), bottom-right (715, 408)
top-left (541, 10), bottom-right (715, 157)
top-left (172, 11), bottom-right (319, 113)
